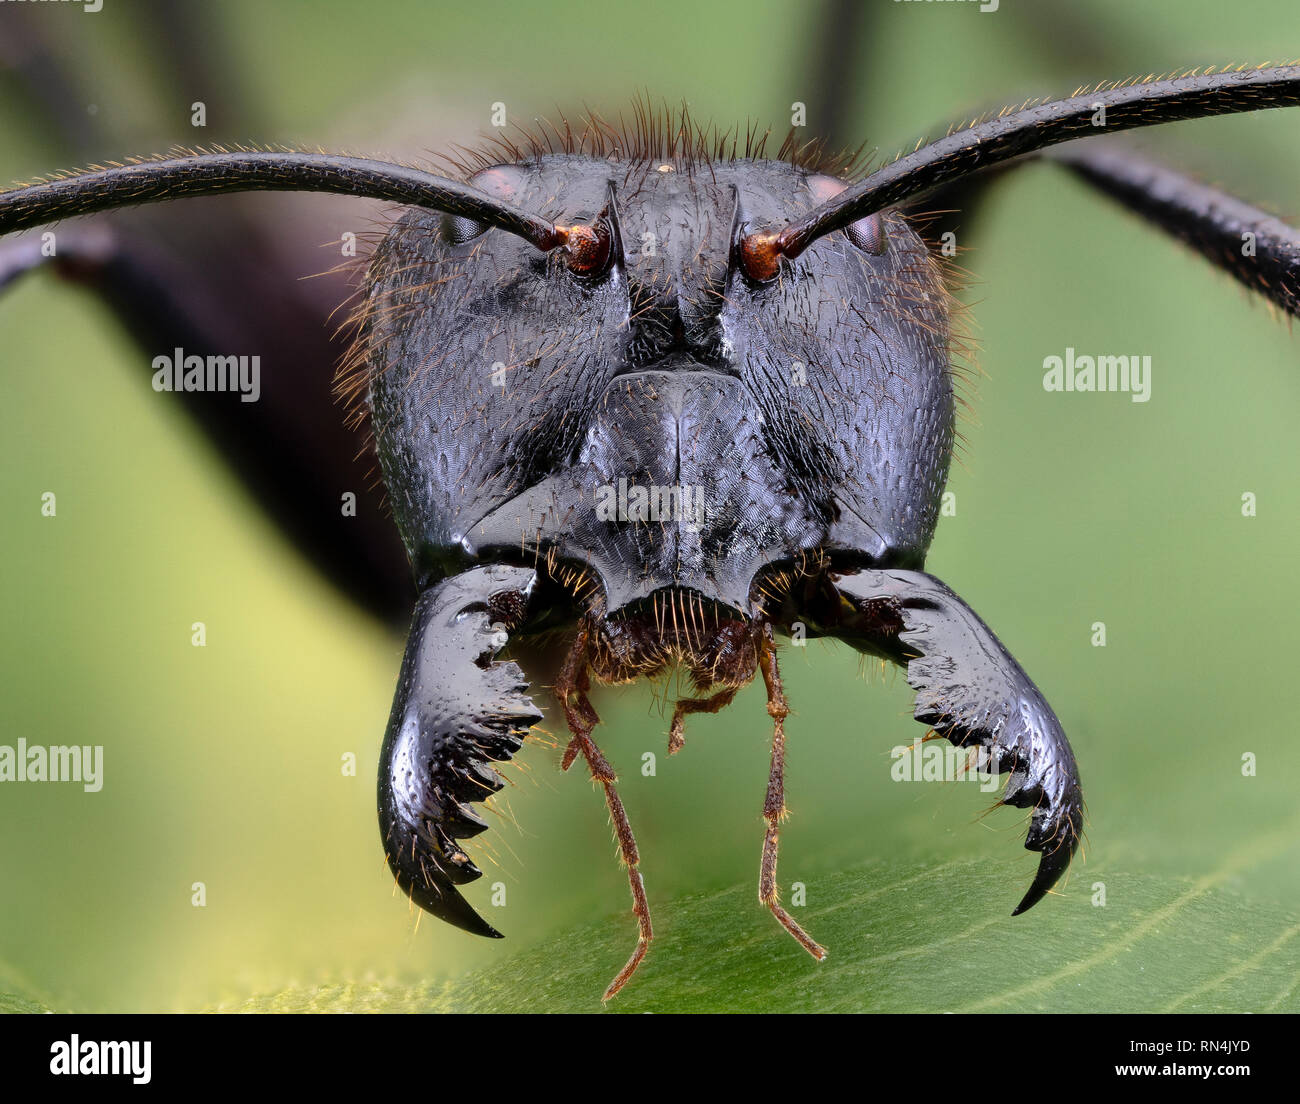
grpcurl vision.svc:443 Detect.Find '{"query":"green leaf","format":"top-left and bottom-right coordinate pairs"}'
top-left (0, 992), bottom-right (51, 1014)
top-left (212, 858), bottom-right (1300, 1013)
top-left (0, 964), bottom-right (54, 1014)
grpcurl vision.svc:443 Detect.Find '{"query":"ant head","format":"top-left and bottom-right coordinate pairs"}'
top-left (359, 145), bottom-right (952, 603)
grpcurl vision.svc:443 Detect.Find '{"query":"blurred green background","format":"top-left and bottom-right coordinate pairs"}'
top-left (1, 0), bottom-right (1298, 1012)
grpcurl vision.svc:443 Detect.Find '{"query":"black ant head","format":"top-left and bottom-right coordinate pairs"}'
top-left (359, 118), bottom-right (953, 619)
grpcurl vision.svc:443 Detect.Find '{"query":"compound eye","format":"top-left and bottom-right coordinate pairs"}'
top-left (443, 164), bottom-right (530, 245)
top-left (807, 173), bottom-right (887, 256)
top-left (443, 213), bottom-right (487, 245)
top-left (845, 212), bottom-right (886, 255)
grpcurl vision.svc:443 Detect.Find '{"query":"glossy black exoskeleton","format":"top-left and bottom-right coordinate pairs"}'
top-left (361, 141), bottom-right (1076, 999)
